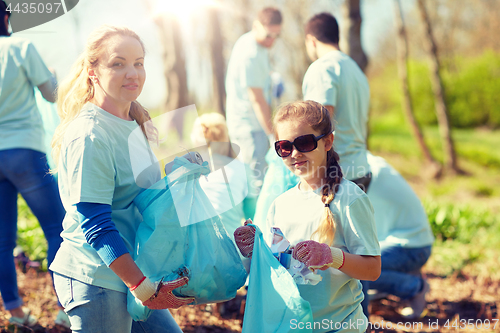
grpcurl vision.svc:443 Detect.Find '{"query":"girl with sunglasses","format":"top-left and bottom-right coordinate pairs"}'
top-left (235, 100), bottom-right (381, 332)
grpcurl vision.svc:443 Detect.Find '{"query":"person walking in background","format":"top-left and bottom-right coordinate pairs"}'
top-left (225, 7), bottom-right (282, 193)
top-left (0, 1), bottom-right (67, 327)
top-left (235, 101), bottom-right (381, 333)
top-left (49, 24), bottom-right (192, 332)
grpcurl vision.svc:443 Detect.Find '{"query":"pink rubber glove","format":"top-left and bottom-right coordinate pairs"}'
top-left (138, 276), bottom-right (194, 310)
top-left (234, 219), bottom-right (255, 258)
top-left (292, 240), bottom-right (344, 270)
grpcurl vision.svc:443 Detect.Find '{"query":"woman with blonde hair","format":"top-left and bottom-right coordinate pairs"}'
top-left (49, 25), bottom-right (191, 332)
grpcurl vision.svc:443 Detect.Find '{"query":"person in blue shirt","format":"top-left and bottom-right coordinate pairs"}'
top-left (49, 25), bottom-right (193, 333)
top-left (302, 13), bottom-right (371, 191)
top-left (0, 1), bottom-right (66, 327)
top-left (225, 7), bottom-right (282, 193)
top-left (235, 101), bottom-right (381, 333)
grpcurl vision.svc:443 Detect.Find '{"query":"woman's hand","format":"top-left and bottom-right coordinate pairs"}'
top-left (142, 277), bottom-right (194, 310)
top-left (292, 240), bottom-right (344, 270)
top-left (234, 219), bottom-right (256, 258)
top-left (130, 276), bottom-right (194, 310)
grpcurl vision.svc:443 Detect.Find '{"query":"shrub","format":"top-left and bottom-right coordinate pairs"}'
top-left (370, 51), bottom-right (500, 128)
top-left (423, 199), bottom-right (498, 243)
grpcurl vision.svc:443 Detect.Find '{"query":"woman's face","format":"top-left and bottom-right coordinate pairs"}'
top-left (275, 119), bottom-right (333, 187)
top-left (91, 35), bottom-right (145, 109)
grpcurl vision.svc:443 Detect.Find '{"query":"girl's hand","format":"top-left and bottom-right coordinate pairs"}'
top-left (234, 219), bottom-right (255, 258)
top-left (292, 240), bottom-right (344, 270)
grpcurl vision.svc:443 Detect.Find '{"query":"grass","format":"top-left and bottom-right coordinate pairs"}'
top-left (369, 112), bottom-right (500, 281)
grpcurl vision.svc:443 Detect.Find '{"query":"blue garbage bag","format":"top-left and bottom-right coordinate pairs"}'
top-left (127, 157), bottom-right (248, 321)
top-left (254, 148), bottom-right (299, 230)
top-left (242, 224), bottom-right (313, 333)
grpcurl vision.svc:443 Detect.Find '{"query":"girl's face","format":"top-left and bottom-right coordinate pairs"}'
top-left (275, 119), bottom-right (333, 187)
top-left (90, 35), bottom-right (145, 110)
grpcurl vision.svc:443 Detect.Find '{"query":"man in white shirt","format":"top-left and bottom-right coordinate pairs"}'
top-left (225, 7), bottom-right (282, 193)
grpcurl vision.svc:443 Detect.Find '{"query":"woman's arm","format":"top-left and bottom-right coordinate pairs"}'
top-left (76, 202), bottom-right (144, 287)
top-left (109, 253), bottom-right (145, 288)
top-left (339, 253), bottom-right (381, 281)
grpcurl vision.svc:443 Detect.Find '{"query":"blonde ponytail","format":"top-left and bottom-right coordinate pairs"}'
top-left (51, 54), bottom-right (94, 170)
top-left (310, 149), bottom-right (343, 246)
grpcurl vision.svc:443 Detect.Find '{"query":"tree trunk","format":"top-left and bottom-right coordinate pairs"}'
top-left (340, 0), bottom-right (368, 72)
top-left (394, 0), bottom-right (441, 177)
top-left (208, 7), bottom-right (226, 115)
top-left (417, 0), bottom-right (460, 174)
top-left (153, 14), bottom-right (189, 140)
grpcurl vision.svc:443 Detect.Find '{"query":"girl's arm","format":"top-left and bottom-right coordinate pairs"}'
top-left (293, 241), bottom-right (381, 281)
top-left (339, 253), bottom-right (381, 281)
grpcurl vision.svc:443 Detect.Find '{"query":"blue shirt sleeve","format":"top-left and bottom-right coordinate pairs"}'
top-left (302, 62), bottom-right (338, 107)
top-left (76, 202), bottom-right (129, 266)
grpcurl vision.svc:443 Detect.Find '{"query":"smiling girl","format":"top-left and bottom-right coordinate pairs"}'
top-left (235, 100), bottom-right (381, 332)
top-left (49, 25), bottom-right (192, 333)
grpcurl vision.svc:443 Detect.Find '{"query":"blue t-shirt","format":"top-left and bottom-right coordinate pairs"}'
top-left (225, 32), bottom-right (271, 135)
top-left (0, 36), bottom-right (52, 152)
top-left (266, 179), bottom-right (380, 333)
top-left (366, 152), bottom-right (434, 249)
top-left (302, 50), bottom-right (370, 180)
top-left (50, 103), bottom-right (160, 293)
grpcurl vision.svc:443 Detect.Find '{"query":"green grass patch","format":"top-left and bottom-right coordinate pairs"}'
top-left (17, 197), bottom-right (49, 270)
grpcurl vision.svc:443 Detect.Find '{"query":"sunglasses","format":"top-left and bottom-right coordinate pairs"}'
top-left (275, 133), bottom-right (329, 158)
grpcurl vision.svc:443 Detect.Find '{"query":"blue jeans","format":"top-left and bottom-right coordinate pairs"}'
top-left (0, 149), bottom-right (64, 310)
top-left (361, 245), bottom-right (431, 317)
top-left (54, 273), bottom-right (183, 333)
top-left (230, 130), bottom-right (269, 194)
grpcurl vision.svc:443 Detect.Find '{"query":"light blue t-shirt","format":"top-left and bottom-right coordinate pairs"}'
top-left (50, 103), bottom-right (160, 293)
top-left (302, 50), bottom-right (370, 180)
top-left (266, 179), bottom-right (380, 333)
top-left (225, 32), bottom-right (271, 135)
top-left (0, 36), bottom-right (52, 153)
top-left (366, 152), bottom-right (434, 249)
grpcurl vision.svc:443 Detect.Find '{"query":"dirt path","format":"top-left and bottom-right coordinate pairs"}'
top-left (1, 268), bottom-right (499, 333)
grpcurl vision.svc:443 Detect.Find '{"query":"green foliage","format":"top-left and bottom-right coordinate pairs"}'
top-left (369, 51), bottom-right (500, 128)
top-left (17, 197), bottom-right (48, 269)
top-left (423, 199), bottom-right (498, 243)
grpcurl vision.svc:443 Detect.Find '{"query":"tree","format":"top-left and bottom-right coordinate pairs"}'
top-left (208, 7), bottom-right (226, 115)
top-left (393, 0), bottom-right (441, 178)
top-left (143, 0), bottom-right (189, 140)
top-left (340, 0), bottom-right (368, 72)
top-left (417, 0), bottom-right (461, 174)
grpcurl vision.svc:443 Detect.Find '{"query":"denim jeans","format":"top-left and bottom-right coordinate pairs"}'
top-left (0, 149), bottom-right (64, 310)
top-left (230, 130), bottom-right (269, 194)
top-left (360, 245), bottom-right (431, 317)
top-left (54, 273), bottom-right (183, 333)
